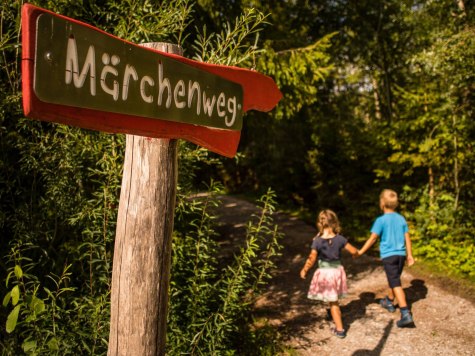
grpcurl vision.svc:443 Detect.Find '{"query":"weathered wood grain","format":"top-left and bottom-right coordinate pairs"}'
top-left (108, 43), bottom-right (181, 356)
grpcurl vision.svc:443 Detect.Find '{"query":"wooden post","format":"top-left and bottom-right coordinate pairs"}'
top-left (108, 43), bottom-right (182, 356)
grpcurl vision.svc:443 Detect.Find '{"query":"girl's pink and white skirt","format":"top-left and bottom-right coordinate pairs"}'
top-left (308, 265), bottom-right (348, 302)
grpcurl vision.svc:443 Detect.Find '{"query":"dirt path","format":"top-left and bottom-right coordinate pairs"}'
top-left (216, 195), bottom-right (475, 356)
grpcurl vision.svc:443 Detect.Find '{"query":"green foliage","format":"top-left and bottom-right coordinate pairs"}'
top-left (0, 123), bottom-right (121, 353)
top-left (100, 0), bottom-right (194, 44)
top-left (213, 0), bottom-right (475, 282)
top-left (1, 4), bottom-right (123, 352)
top-left (2, 243), bottom-right (77, 354)
top-left (168, 187), bottom-right (282, 355)
top-left (386, 26), bottom-right (475, 189)
top-left (379, 4), bottom-right (475, 280)
top-left (257, 34), bottom-right (335, 120)
top-left (192, 7), bottom-right (268, 66)
top-left (404, 187), bottom-right (475, 279)
top-left (211, 1), bottom-right (337, 219)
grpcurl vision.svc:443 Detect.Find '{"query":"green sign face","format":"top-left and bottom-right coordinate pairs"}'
top-left (34, 13), bottom-right (243, 130)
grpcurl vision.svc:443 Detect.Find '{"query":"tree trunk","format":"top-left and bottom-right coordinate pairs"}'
top-left (457, 0), bottom-right (466, 15)
top-left (108, 43), bottom-right (182, 356)
top-left (428, 166), bottom-right (435, 209)
top-left (453, 115), bottom-right (460, 211)
top-left (372, 76), bottom-right (382, 121)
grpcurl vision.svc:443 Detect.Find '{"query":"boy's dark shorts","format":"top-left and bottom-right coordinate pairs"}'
top-left (382, 255), bottom-right (406, 288)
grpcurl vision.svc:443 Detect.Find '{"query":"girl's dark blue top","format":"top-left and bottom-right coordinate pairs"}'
top-left (311, 234), bottom-right (348, 261)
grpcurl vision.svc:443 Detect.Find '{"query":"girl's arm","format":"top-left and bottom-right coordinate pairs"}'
top-left (300, 250), bottom-right (317, 279)
top-left (357, 232), bottom-right (379, 256)
top-left (344, 242), bottom-right (358, 257)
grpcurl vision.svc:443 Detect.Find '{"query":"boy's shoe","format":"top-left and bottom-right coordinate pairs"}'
top-left (331, 327), bottom-right (347, 339)
top-left (397, 312), bottom-right (415, 328)
top-left (380, 296), bottom-right (396, 313)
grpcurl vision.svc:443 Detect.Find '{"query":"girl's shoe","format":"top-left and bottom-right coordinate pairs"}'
top-left (331, 327), bottom-right (347, 338)
top-left (380, 296), bottom-right (396, 312)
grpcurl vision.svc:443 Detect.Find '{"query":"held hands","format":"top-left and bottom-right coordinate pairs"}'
top-left (352, 249), bottom-right (362, 259)
top-left (346, 243), bottom-right (361, 259)
top-left (300, 269), bottom-right (307, 279)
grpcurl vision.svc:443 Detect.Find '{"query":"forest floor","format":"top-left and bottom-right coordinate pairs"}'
top-left (215, 195), bottom-right (475, 356)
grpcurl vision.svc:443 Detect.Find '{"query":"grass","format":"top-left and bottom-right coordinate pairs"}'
top-left (409, 258), bottom-right (475, 304)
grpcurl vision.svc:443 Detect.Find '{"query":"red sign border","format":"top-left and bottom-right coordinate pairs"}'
top-left (21, 4), bottom-right (282, 157)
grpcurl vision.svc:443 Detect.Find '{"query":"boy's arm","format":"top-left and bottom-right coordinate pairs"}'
top-left (344, 243), bottom-right (358, 257)
top-left (405, 232), bottom-right (415, 266)
top-left (357, 232), bottom-right (379, 256)
top-left (300, 250), bottom-right (317, 279)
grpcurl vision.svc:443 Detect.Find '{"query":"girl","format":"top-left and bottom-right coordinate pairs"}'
top-left (300, 209), bottom-right (358, 338)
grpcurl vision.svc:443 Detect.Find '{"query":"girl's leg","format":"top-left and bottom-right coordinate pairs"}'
top-left (329, 301), bottom-right (344, 331)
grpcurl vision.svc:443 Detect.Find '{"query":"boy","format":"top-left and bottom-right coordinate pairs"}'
top-left (357, 189), bottom-right (415, 327)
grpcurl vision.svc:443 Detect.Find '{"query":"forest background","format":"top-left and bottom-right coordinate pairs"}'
top-left (0, 0), bottom-right (474, 354)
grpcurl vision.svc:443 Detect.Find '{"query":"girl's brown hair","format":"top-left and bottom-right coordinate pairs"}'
top-left (316, 209), bottom-right (341, 234)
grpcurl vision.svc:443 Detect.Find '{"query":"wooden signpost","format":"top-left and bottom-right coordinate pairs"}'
top-left (21, 4), bottom-right (282, 355)
top-left (108, 43), bottom-right (182, 356)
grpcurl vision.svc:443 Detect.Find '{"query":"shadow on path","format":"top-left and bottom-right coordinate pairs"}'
top-left (341, 279), bottom-right (427, 333)
top-left (351, 320), bottom-right (394, 356)
top-left (342, 292), bottom-right (377, 332)
top-left (405, 279), bottom-right (428, 308)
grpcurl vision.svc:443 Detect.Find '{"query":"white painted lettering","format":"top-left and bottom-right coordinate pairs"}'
top-left (202, 92), bottom-right (216, 117)
top-left (216, 93), bottom-right (226, 117)
top-left (122, 64), bottom-right (138, 101)
top-left (63, 37), bottom-right (241, 128)
top-left (65, 38), bottom-right (96, 95)
top-left (174, 80), bottom-right (186, 108)
top-left (157, 62), bottom-right (172, 108)
top-left (140, 76), bottom-right (154, 103)
top-left (188, 81), bottom-right (201, 115)
top-left (100, 53), bottom-right (119, 101)
top-left (225, 97), bottom-right (237, 127)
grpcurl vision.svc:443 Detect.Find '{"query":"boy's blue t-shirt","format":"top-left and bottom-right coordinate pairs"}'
top-left (371, 212), bottom-right (408, 259)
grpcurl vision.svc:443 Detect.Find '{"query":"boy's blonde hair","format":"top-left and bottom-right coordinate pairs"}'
top-left (380, 189), bottom-right (399, 210)
top-left (316, 209), bottom-right (341, 234)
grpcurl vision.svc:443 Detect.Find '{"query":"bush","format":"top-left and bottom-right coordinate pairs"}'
top-left (168, 185), bottom-right (283, 355)
top-left (405, 187), bottom-right (475, 279)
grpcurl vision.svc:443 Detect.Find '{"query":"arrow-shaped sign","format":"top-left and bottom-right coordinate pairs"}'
top-left (22, 4), bottom-right (282, 157)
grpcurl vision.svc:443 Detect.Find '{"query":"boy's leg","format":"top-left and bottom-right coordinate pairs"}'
top-left (393, 286), bottom-right (407, 308)
top-left (394, 284), bottom-right (414, 327)
top-left (383, 256), bottom-right (415, 327)
top-left (382, 256), bottom-right (405, 294)
top-left (381, 256), bottom-right (406, 312)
